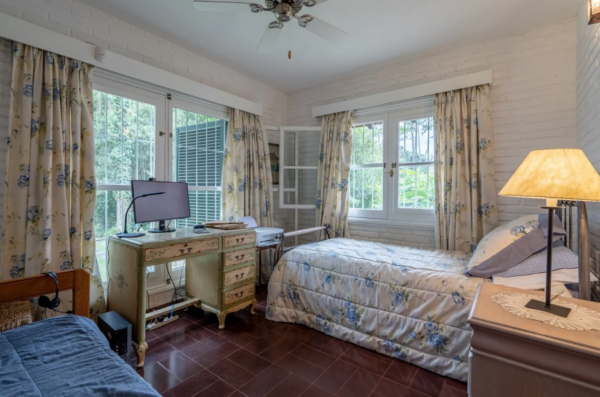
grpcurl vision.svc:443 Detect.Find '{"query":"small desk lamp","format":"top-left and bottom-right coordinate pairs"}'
top-left (499, 149), bottom-right (600, 317)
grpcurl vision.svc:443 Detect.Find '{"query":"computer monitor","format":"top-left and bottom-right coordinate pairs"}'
top-left (131, 180), bottom-right (191, 233)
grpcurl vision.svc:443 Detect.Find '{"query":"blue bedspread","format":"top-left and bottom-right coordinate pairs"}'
top-left (0, 315), bottom-right (160, 397)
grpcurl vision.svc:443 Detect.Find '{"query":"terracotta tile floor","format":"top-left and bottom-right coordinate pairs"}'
top-left (137, 288), bottom-right (468, 397)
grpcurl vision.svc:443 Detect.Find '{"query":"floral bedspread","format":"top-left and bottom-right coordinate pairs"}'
top-left (266, 238), bottom-right (489, 381)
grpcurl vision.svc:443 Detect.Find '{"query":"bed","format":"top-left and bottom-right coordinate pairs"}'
top-left (0, 270), bottom-right (161, 397)
top-left (267, 238), bottom-right (488, 382)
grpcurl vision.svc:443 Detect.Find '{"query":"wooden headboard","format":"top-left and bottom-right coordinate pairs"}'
top-left (0, 269), bottom-right (90, 318)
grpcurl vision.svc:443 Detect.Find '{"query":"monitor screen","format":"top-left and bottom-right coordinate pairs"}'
top-left (131, 180), bottom-right (191, 224)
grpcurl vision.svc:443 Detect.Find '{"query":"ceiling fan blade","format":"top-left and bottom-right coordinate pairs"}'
top-left (300, 16), bottom-right (348, 44)
top-left (193, 0), bottom-right (257, 12)
top-left (257, 22), bottom-right (284, 53)
top-left (303, 0), bottom-right (332, 6)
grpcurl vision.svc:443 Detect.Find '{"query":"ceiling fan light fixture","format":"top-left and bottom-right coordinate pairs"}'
top-left (192, 0), bottom-right (347, 56)
top-left (275, 3), bottom-right (294, 22)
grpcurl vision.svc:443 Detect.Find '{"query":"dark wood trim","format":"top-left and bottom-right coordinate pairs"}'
top-left (0, 269), bottom-right (90, 318)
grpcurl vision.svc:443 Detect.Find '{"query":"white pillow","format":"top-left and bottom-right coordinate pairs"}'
top-left (492, 269), bottom-right (598, 290)
top-left (468, 214), bottom-right (539, 273)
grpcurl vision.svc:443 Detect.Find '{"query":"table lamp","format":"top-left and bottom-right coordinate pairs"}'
top-left (499, 149), bottom-right (600, 317)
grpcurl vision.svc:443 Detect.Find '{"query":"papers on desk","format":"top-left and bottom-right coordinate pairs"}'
top-left (238, 216), bottom-right (258, 228)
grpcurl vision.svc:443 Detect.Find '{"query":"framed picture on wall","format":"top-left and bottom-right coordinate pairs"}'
top-left (269, 143), bottom-right (280, 186)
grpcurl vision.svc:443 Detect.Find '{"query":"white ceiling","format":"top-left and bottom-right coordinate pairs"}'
top-left (81, 0), bottom-right (579, 93)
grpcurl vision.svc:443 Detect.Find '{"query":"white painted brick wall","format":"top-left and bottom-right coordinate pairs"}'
top-left (288, 18), bottom-right (578, 250)
top-left (0, 0), bottom-right (287, 132)
top-left (576, 0), bottom-right (600, 299)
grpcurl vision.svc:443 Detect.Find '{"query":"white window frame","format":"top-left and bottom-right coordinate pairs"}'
top-left (279, 126), bottom-right (321, 210)
top-left (93, 80), bottom-right (167, 287)
top-left (349, 98), bottom-right (435, 227)
top-left (348, 115), bottom-right (388, 220)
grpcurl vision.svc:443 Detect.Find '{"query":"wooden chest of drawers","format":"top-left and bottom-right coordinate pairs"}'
top-left (185, 229), bottom-right (258, 329)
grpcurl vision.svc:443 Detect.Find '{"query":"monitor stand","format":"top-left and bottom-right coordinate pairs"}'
top-left (148, 220), bottom-right (176, 234)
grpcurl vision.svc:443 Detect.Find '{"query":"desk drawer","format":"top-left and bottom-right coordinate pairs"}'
top-left (223, 248), bottom-right (256, 269)
top-left (145, 238), bottom-right (219, 262)
top-left (223, 283), bottom-right (255, 306)
top-left (224, 265), bottom-right (255, 288)
top-left (223, 233), bottom-right (256, 249)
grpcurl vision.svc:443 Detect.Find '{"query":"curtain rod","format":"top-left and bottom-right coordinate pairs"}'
top-left (312, 70), bottom-right (493, 118)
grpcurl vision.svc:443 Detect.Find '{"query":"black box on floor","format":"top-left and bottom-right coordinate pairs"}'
top-left (98, 311), bottom-right (134, 365)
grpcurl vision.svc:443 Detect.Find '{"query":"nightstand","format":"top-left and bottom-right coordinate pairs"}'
top-left (468, 283), bottom-right (600, 397)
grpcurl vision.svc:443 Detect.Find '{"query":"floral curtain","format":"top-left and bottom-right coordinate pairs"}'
top-left (434, 84), bottom-right (498, 253)
top-left (1, 43), bottom-right (105, 319)
top-left (222, 109), bottom-right (273, 227)
top-left (316, 111), bottom-right (353, 238)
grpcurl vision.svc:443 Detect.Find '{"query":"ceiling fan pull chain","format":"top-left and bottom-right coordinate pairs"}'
top-left (289, 21), bottom-right (292, 59)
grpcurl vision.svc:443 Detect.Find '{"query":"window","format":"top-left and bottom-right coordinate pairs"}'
top-left (350, 121), bottom-right (385, 214)
top-left (93, 88), bottom-right (161, 282)
top-left (349, 98), bottom-right (435, 225)
top-left (92, 80), bottom-right (228, 287)
top-left (396, 117), bottom-right (435, 209)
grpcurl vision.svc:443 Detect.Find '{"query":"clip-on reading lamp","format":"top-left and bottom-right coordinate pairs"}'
top-left (117, 192), bottom-right (165, 238)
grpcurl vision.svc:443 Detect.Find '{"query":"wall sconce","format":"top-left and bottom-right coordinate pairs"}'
top-left (590, 0), bottom-right (600, 24)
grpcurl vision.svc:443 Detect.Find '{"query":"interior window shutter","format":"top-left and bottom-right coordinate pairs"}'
top-left (176, 119), bottom-right (227, 225)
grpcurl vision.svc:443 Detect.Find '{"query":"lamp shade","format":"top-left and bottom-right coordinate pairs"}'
top-left (499, 149), bottom-right (600, 202)
top-left (590, 0), bottom-right (600, 24)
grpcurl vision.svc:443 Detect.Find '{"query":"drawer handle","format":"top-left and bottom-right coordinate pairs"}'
top-left (235, 273), bottom-right (245, 280)
top-left (234, 254), bottom-right (245, 261)
top-left (179, 249), bottom-right (185, 254)
top-left (236, 237), bottom-right (246, 244)
top-left (234, 291), bottom-right (245, 299)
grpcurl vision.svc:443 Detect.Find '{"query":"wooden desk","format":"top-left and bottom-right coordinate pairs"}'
top-left (468, 283), bottom-right (600, 397)
top-left (107, 228), bottom-right (257, 367)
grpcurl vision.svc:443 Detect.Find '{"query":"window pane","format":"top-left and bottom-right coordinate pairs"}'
top-left (94, 90), bottom-right (156, 185)
top-left (350, 121), bottom-right (384, 212)
top-left (349, 168), bottom-right (384, 210)
top-left (398, 117), bottom-right (434, 163)
top-left (351, 122), bottom-right (384, 166)
top-left (398, 164), bottom-right (434, 209)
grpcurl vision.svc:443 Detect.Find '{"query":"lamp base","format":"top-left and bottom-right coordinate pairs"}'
top-left (525, 299), bottom-right (571, 318)
top-left (116, 232), bottom-right (145, 239)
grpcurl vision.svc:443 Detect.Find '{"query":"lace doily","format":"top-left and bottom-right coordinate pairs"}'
top-left (491, 291), bottom-right (600, 331)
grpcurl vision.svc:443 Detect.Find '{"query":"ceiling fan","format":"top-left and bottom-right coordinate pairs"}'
top-left (192, 0), bottom-right (348, 55)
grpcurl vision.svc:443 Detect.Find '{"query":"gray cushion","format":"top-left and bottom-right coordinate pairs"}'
top-left (467, 214), bottom-right (566, 278)
top-left (495, 245), bottom-right (578, 278)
